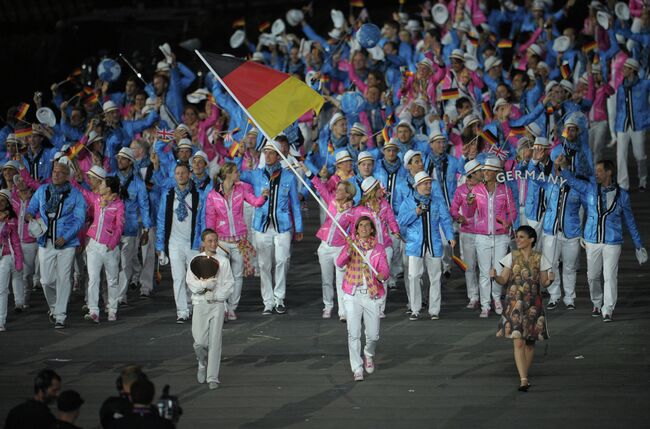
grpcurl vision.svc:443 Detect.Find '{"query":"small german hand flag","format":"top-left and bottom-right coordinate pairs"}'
top-left (480, 128), bottom-right (497, 146)
top-left (582, 40), bottom-right (597, 54)
top-left (15, 103), bottom-right (29, 120)
top-left (65, 141), bottom-right (85, 160)
top-left (441, 88), bottom-right (460, 101)
top-left (327, 142), bottom-right (335, 155)
top-left (482, 100), bottom-right (493, 122)
top-left (546, 106), bottom-right (554, 115)
top-left (227, 141), bottom-right (241, 158)
top-left (560, 62), bottom-right (572, 80)
top-left (84, 92), bottom-right (99, 105)
top-left (497, 39), bottom-right (513, 49)
top-left (467, 35), bottom-right (479, 47)
top-left (510, 126), bottom-right (526, 136)
top-left (232, 18), bottom-right (245, 28)
top-left (258, 21), bottom-right (271, 32)
top-left (384, 113), bottom-right (395, 128)
top-left (350, 0), bottom-right (365, 7)
top-left (14, 127), bottom-right (32, 138)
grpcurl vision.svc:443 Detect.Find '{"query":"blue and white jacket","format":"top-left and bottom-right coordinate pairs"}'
top-left (397, 192), bottom-right (455, 258)
top-left (28, 183), bottom-right (87, 248)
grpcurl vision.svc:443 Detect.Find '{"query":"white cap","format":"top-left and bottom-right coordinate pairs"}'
top-left (533, 137), bottom-right (551, 147)
top-left (412, 97), bottom-right (429, 110)
top-left (357, 151), bottom-right (374, 164)
top-left (335, 150), bottom-right (353, 164)
top-left (328, 28), bottom-right (343, 40)
top-left (428, 130), bottom-right (446, 142)
top-left (405, 19), bottom-right (421, 32)
top-left (482, 156), bottom-right (503, 171)
top-left (450, 49), bottom-right (465, 62)
top-left (455, 21), bottom-right (471, 33)
top-left (532, 0), bottom-right (545, 11)
top-left (413, 171), bottom-right (433, 187)
top-left (329, 112), bottom-right (346, 128)
top-left (463, 114), bottom-right (480, 130)
top-left (527, 44), bottom-right (543, 57)
top-left (192, 150), bottom-right (209, 164)
top-left (177, 138), bottom-right (193, 150)
top-left (251, 52), bottom-right (265, 62)
top-left (624, 58), bottom-right (641, 71)
top-left (537, 61), bottom-right (550, 72)
top-left (87, 130), bottom-right (104, 145)
top-left (559, 79), bottom-right (574, 93)
top-left (156, 60), bottom-right (171, 72)
top-left (383, 139), bottom-right (399, 150)
top-left (493, 98), bottom-right (509, 113)
top-left (564, 112), bottom-right (583, 129)
top-left (418, 57), bottom-right (434, 70)
top-left (88, 165), bottom-right (107, 181)
top-left (553, 36), bottom-right (571, 53)
top-left (484, 56), bottom-right (502, 71)
top-left (350, 122), bottom-right (367, 135)
top-left (464, 159), bottom-right (481, 176)
top-left (361, 176), bottom-right (379, 193)
top-left (396, 120), bottom-right (415, 134)
top-left (102, 101), bottom-right (119, 113)
top-left (403, 149), bottom-right (422, 167)
top-left (526, 122), bottom-right (542, 137)
top-left (2, 160), bottom-right (21, 171)
top-left (116, 147), bottom-right (135, 162)
top-left (545, 80), bottom-right (558, 93)
top-left (263, 140), bottom-right (282, 152)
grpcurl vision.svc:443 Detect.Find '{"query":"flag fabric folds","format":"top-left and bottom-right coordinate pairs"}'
top-left (198, 51), bottom-right (324, 139)
top-left (15, 103), bottom-right (29, 120)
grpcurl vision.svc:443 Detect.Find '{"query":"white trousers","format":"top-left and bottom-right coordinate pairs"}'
top-left (39, 242), bottom-right (76, 323)
top-left (343, 291), bottom-right (381, 373)
top-left (11, 242), bottom-right (37, 307)
top-left (0, 257), bottom-right (14, 326)
top-left (475, 234), bottom-right (510, 311)
top-left (589, 120), bottom-right (609, 163)
top-left (317, 242), bottom-right (345, 314)
top-left (407, 251), bottom-right (442, 316)
top-left (378, 246), bottom-right (393, 313)
top-left (118, 236), bottom-right (138, 302)
top-left (460, 232), bottom-right (479, 302)
top-left (219, 241), bottom-right (244, 312)
top-left (616, 129), bottom-right (648, 190)
top-left (254, 227), bottom-right (292, 308)
top-left (86, 239), bottom-right (120, 315)
top-left (586, 242), bottom-right (621, 316)
top-left (169, 242), bottom-right (198, 318)
top-left (543, 233), bottom-right (580, 305)
top-left (192, 301), bottom-right (226, 383)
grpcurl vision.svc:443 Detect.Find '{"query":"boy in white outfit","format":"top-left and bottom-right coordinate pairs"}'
top-left (186, 229), bottom-right (234, 390)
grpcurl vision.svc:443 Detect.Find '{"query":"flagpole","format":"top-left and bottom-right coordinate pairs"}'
top-left (195, 50), bottom-right (379, 275)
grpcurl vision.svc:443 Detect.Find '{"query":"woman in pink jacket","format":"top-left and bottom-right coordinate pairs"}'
top-left (462, 157), bottom-right (517, 318)
top-left (78, 176), bottom-right (125, 323)
top-left (301, 163), bottom-right (356, 320)
top-left (0, 189), bottom-right (25, 332)
top-left (205, 162), bottom-right (268, 321)
top-left (336, 216), bottom-right (390, 381)
top-left (450, 159), bottom-right (483, 312)
top-left (353, 177), bottom-right (400, 317)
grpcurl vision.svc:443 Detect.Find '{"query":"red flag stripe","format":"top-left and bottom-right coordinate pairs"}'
top-left (222, 61), bottom-right (290, 108)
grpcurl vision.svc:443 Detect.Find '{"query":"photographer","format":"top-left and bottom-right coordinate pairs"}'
top-left (4, 368), bottom-right (61, 429)
top-left (99, 365), bottom-right (146, 429)
top-left (108, 379), bottom-right (174, 429)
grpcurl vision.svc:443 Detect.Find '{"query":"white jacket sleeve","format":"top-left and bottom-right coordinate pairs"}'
top-left (213, 256), bottom-right (235, 302)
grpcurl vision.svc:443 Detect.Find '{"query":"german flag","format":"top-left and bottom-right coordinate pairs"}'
top-left (65, 141), bottom-right (85, 159)
top-left (592, 54), bottom-right (600, 65)
top-left (227, 141), bottom-right (241, 158)
top-left (258, 21), bottom-right (271, 32)
top-left (84, 92), bottom-right (99, 105)
top-left (582, 40), bottom-right (597, 54)
top-left (497, 39), bottom-right (513, 49)
top-left (482, 100), bottom-right (493, 122)
top-left (232, 17), bottom-right (245, 28)
top-left (350, 0), bottom-right (364, 7)
top-left (480, 128), bottom-right (497, 146)
top-left (467, 35), bottom-right (479, 47)
top-left (197, 52), bottom-right (324, 139)
top-left (509, 126), bottom-right (526, 136)
top-left (546, 106), bottom-right (554, 115)
top-left (83, 87), bottom-right (94, 95)
top-left (441, 88), bottom-right (460, 101)
top-left (560, 62), bottom-right (572, 79)
top-left (452, 255), bottom-right (467, 272)
top-left (14, 127), bottom-right (32, 138)
top-left (15, 103), bottom-right (29, 120)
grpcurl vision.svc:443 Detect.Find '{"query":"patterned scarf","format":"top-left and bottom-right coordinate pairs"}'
top-left (414, 191), bottom-right (431, 207)
top-left (237, 238), bottom-right (257, 277)
top-left (264, 162), bottom-right (282, 178)
top-left (343, 236), bottom-right (383, 298)
top-left (381, 158), bottom-right (401, 175)
top-left (45, 183), bottom-right (71, 215)
top-left (331, 134), bottom-right (348, 149)
top-left (174, 184), bottom-right (192, 222)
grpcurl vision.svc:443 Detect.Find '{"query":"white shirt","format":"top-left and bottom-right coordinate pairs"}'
top-left (170, 192), bottom-right (192, 244)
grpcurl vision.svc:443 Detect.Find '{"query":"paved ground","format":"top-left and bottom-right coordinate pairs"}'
top-left (1, 177), bottom-right (650, 428)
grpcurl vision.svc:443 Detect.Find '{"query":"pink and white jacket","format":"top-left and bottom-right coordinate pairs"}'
top-left (9, 189), bottom-right (36, 244)
top-left (0, 219), bottom-right (24, 270)
top-left (462, 182), bottom-right (516, 236)
top-left (310, 175), bottom-right (355, 247)
top-left (205, 182), bottom-right (266, 240)
top-left (586, 74), bottom-right (615, 123)
top-left (450, 183), bottom-right (478, 234)
top-left (74, 183), bottom-right (125, 250)
top-left (352, 199), bottom-right (400, 247)
top-left (336, 240), bottom-right (390, 298)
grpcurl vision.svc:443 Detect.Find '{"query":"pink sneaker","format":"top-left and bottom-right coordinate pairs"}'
top-left (227, 310), bottom-right (237, 321)
top-left (466, 300), bottom-right (479, 309)
top-left (479, 309), bottom-right (489, 318)
top-left (363, 356), bottom-right (375, 374)
top-left (353, 369), bottom-right (364, 381)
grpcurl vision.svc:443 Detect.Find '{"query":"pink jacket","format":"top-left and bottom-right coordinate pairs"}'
top-left (446, 0), bottom-right (486, 27)
top-left (9, 189), bottom-right (36, 244)
top-left (0, 219), bottom-right (24, 270)
top-left (586, 74), bottom-right (615, 123)
top-left (462, 182), bottom-right (516, 236)
top-left (450, 183), bottom-right (478, 234)
top-left (310, 176), bottom-right (355, 247)
top-left (205, 182), bottom-right (266, 240)
top-left (336, 240), bottom-right (390, 298)
top-left (630, 0), bottom-right (645, 18)
top-left (609, 51), bottom-right (629, 90)
top-left (352, 199), bottom-right (399, 247)
top-left (86, 198), bottom-right (125, 250)
top-left (398, 63), bottom-right (447, 106)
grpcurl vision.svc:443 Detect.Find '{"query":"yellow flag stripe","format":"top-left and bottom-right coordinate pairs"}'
top-left (247, 76), bottom-right (324, 138)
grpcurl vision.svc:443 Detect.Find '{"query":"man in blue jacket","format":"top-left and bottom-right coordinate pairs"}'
top-left (614, 58), bottom-right (649, 191)
top-left (27, 162), bottom-right (86, 329)
top-left (240, 140), bottom-right (303, 315)
top-left (397, 171), bottom-right (455, 321)
top-left (559, 158), bottom-right (647, 322)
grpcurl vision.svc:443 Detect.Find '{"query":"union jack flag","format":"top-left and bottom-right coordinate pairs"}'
top-left (489, 144), bottom-right (508, 160)
top-left (156, 127), bottom-right (174, 142)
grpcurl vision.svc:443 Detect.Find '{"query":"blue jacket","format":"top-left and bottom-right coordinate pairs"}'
top-left (538, 176), bottom-right (583, 239)
top-left (615, 77), bottom-right (650, 132)
top-left (374, 159), bottom-right (409, 213)
top-left (550, 135), bottom-right (594, 179)
top-left (561, 170), bottom-right (643, 248)
top-left (156, 184), bottom-right (205, 253)
top-left (511, 100), bottom-right (581, 139)
top-left (240, 165), bottom-right (303, 234)
top-left (397, 192), bottom-right (455, 258)
top-left (27, 183), bottom-right (87, 248)
top-left (525, 159), bottom-right (553, 222)
top-left (111, 170), bottom-right (152, 236)
top-left (392, 173), bottom-right (444, 217)
top-left (105, 111), bottom-right (159, 172)
top-left (23, 147), bottom-right (57, 183)
top-left (424, 152), bottom-right (462, 209)
top-left (145, 62), bottom-right (195, 124)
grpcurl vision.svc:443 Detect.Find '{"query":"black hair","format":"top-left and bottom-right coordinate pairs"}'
top-left (130, 379), bottom-right (155, 405)
top-left (455, 97), bottom-right (471, 110)
top-left (597, 159), bottom-right (615, 176)
top-left (105, 176), bottom-right (121, 195)
top-left (201, 228), bottom-right (218, 242)
top-left (516, 225), bottom-right (537, 248)
top-left (175, 161), bottom-right (191, 173)
top-left (34, 369), bottom-right (61, 394)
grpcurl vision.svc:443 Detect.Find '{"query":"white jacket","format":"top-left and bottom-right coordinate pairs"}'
top-left (186, 252), bottom-right (235, 305)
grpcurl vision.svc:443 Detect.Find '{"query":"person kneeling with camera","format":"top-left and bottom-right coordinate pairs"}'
top-left (108, 379), bottom-right (173, 429)
top-left (186, 229), bottom-right (235, 390)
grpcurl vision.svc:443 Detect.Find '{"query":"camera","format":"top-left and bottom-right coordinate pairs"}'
top-left (156, 385), bottom-right (183, 424)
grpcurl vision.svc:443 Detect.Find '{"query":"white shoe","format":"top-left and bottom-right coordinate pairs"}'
top-left (322, 309), bottom-right (332, 319)
top-left (108, 312), bottom-right (117, 322)
top-left (363, 356), bottom-right (375, 374)
top-left (479, 309), bottom-right (489, 318)
top-left (353, 369), bottom-right (364, 381)
top-left (197, 364), bottom-right (207, 384)
top-left (466, 300), bottom-right (479, 309)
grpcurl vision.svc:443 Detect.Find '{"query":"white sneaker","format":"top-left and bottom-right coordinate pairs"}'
top-left (353, 369), bottom-right (364, 381)
top-left (0, 325), bottom-right (5, 332)
top-left (197, 364), bottom-right (207, 384)
top-left (322, 309), bottom-right (332, 319)
top-left (108, 312), bottom-right (117, 322)
top-left (479, 309), bottom-right (489, 318)
top-left (466, 300), bottom-right (479, 309)
top-left (363, 356), bottom-right (375, 374)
